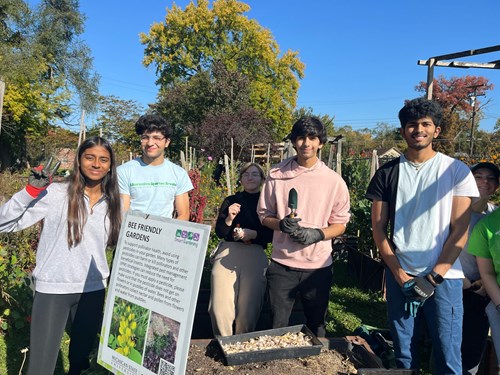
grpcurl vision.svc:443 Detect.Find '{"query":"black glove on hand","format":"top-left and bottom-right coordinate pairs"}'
top-left (402, 277), bottom-right (435, 302)
top-left (290, 227), bottom-right (325, 246)
top-left (26, 157), bottom-right (61, 198)
top-left (401, 277), bottom-right (434, 318)
top-left (279, 217), bottom-right (301, 234)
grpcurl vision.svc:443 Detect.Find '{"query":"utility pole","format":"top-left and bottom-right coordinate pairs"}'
top-left (466, 84), bottom-right (485, 158)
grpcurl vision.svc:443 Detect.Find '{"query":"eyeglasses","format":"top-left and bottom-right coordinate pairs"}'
top-left (140, 135), bottom-right (166, 143)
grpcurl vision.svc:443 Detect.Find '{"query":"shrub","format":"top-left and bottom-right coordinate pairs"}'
top-left (341, 156), bottom-right (376, 255)
top-left (188, 169), bottom-right (208, 223)
top-left (0, 228), bottom-right (38, 335)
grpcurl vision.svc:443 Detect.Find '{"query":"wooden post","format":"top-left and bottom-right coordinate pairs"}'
top-left (230, 138), bottom-right (234, 185)
top-left (224, 154), bottom-right (232, 195)
top-left (426, 58), bottom-right (435, 100)
top-left (327, 144), bottom-right (335, 169)
top-left (336, 139), bottom-right (343, 176)
top-left (0, 79), bottom-right (5, 136)
top-left (180, 150), bottom-right (188, 171)
top-left (370, 150), bottom-right (379, 179)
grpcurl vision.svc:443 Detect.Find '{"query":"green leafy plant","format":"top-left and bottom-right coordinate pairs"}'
top-left (0, 227), bottom-right (38, 335)
top-left (341, 156), bottom-right (376, 255)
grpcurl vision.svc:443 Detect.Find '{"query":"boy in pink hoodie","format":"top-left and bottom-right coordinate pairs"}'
top-left (257, 116), bottom-right (350, 337)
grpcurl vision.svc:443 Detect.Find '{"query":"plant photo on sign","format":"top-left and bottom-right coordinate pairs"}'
top-left (107, 297), bottom-right (149, 365)
top-left (143, 312), bottom-right (180, 372)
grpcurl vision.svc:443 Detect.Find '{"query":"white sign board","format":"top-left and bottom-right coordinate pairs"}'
top-left (98, 210), bottom-right (211, 375)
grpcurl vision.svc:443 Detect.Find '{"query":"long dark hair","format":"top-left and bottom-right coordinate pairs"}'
top-left (67, 137), bottom-right (121, 247)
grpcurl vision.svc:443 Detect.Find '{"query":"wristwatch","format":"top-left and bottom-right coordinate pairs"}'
top-left (429, 271), bottom-right (444, 285)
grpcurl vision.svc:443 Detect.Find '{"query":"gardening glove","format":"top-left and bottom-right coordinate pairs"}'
top-left (26, 157), bottom-right (61, 198)
top-left (401, 277), bottom-right (435, 302)
top-left (405, 300), bottom-right (423, 318)
top-left (279, 216), bottom-right (302, 234)
top-left (290, 227), bottom-right (325, 246)
top-left (402, 277), bottom-right (435, 317)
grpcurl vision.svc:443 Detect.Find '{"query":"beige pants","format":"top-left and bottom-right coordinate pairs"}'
top-left (208, 241), bottom-right (269, 336)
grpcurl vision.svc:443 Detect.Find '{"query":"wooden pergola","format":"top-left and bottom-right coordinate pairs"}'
top-left (417, 45), bottom-right (500, 100)
top-left (418, 45), bottom-right (500, 155)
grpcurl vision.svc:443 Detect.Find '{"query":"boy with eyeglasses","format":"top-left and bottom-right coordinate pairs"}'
top-left (118, 114), bottom-right (193, 219)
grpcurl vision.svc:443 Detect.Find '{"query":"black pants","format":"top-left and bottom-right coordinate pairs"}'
top-left (27, 289), bottom-right (105, 375)
top-left (461, 289), bottom-right (490, 375)
top-left (266, 260), bottom-right (333, 337)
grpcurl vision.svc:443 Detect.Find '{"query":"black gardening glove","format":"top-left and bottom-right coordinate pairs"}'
top-left (401, 277), bottom-right (435, 317)
top-left (290, 227), bottom-right (325, 246)
top-left (26, 157), bottom-right (61, 198)
top-left (279, 216), bottom-right (302, 234)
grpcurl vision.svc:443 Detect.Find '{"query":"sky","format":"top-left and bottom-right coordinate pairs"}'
top-left (73, 0), bottom-right (500, 132)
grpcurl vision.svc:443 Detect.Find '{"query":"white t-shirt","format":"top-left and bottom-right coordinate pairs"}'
top-left (118, 157), bottom-right (193, 218)
top-left (393, 153), bottom-right (479, 278)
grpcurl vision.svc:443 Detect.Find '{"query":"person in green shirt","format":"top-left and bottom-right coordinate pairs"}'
top-left (468, 183), bottom-right (500, 374)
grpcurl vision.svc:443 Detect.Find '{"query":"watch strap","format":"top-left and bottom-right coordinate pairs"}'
top-left (430, 271), bottom-right (444, 285)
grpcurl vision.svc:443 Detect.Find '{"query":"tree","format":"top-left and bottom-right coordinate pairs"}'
top-left (0, 0), bottom-right (99, 170)
top-left (84, 95), bottom-right (145, 162)
top-left (371, 122), bottom-right (405, 150)
top-left (140, 0), bottom-right (304, 140)
top-left (415, 75), bottom-right (493, 157)
top-left (91, 95), bottom-right (143, 145)
top-left (155, 61), bottom-right (272, 160)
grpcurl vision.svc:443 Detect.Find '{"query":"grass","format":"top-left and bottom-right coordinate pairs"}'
top-left (328, 259), bottom-right (387, 337)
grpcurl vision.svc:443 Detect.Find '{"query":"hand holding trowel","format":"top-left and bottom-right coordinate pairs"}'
top-left (281, 188), bottom-right (326, 245)
top-left (278, 188), bottom-right (301, 234)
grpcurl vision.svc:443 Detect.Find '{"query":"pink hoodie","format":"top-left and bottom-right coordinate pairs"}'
top-left (258, 157), bottom-right (350, 269)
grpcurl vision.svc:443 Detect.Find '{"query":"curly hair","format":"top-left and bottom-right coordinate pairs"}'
top-left (135, 114), bottom-right (173, 139)
top-left (398, 97), bottom-right (443, 128)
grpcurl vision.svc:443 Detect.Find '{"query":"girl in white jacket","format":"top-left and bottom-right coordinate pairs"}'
top-left (0, 137), bottom-right (121, 374)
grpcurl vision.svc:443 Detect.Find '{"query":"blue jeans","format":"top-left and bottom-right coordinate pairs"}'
top-left (385, 269), bottom-right (463, 374)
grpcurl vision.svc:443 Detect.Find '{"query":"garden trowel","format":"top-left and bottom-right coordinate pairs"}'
top-left (288, 188), bottom-right (298, 218)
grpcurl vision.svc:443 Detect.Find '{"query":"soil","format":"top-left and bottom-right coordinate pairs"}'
top-left (185, 340), bottom-right (359, 375)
